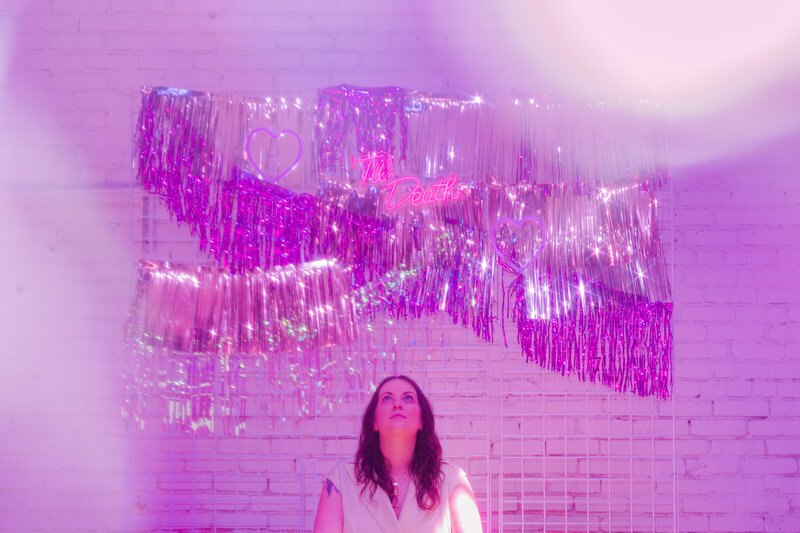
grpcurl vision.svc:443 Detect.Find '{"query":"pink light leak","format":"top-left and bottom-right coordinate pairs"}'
top-left (488, 1), bottom-right (800, 112)
top-left (437, 1), bottom-right (800, 166)
top-left (352, 153), bottom-right (462, 210)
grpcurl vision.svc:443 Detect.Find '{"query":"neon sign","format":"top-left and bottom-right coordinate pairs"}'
top-left (351, 153), bottom-right (462, 211)
top-left (490, 216), bottom-right (547, 274)
top-left (245, 128), bottom-right (302, 183)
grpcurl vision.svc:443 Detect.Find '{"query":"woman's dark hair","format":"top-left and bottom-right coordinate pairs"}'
top-left (355, 375), bottom-right (443, 510)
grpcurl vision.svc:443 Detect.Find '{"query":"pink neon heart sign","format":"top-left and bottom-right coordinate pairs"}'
top-left (490, 216), bottom-right (547, 274)
top-left (245, 128), bottom-right (302, 183)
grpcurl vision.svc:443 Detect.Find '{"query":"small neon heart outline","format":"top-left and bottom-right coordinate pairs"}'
top-left (245, 128), bottom-right (302, 183)
top-left (490, 216), bottom-right (547, 274)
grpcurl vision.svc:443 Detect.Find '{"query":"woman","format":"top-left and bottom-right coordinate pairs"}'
top-left (313, 375), bottom-right (483, 533)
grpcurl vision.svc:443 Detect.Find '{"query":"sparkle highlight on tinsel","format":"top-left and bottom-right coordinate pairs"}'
top-left (128, 86), bottom-right (673, 433)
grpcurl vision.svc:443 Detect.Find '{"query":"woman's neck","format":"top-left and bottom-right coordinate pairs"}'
top-left (379, 433), bottom-right (416, 476)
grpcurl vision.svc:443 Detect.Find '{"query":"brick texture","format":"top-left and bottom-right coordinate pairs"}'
top-left (1, 1), bottom-right (798, 532)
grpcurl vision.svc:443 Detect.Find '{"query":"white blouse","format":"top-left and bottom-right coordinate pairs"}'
top-left (327, 461), bottom-right (468, 533)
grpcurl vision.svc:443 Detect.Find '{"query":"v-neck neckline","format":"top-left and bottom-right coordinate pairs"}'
top-left (392, 478), bottom-right (410, 520)
top-left (388, 476), bottom-right (416, 525)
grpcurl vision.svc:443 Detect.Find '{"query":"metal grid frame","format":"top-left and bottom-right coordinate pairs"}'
top-left (497, 359), bottom-right (676, 532)
top-left (126, 193), bottom-right (675, 533)
top-left (126, 92), bottom-right (675, 529)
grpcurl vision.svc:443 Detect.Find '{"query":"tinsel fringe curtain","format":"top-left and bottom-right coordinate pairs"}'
top-left (124, 259), bottom-right (363, 430)
top-left (128, 85), bottom-right (673, 432)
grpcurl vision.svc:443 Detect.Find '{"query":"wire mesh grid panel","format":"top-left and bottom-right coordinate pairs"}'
top-left (497, 359), bottom-right (676, 532)
top-left (127, 190), bottom-right (312, 531)
top-left (300, 316), bottom-right (494, 533)
top-left (496, 185), bottom-right (676, 533)
top-left (127, 177), bottom-right (674, 532)
top-left (125, 316), bottom-right (493, 530)
top-left (126, 193), bottom-right (493, 531)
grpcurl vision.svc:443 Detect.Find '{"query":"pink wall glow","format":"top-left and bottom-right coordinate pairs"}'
top-left (1, 1), bottom-right (798, 531)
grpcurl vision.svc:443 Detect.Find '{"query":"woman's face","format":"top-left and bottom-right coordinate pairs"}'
top-left (373, 378), bottom-right (423, 435)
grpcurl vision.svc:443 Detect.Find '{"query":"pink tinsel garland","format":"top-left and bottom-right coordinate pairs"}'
top-left (131, 86), bottom-right (673, 414)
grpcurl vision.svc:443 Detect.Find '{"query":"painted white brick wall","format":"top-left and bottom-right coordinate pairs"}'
top-left (671, 148), bottom-right (800, 532)
top-left (1, 1), bottom-right (798, 531)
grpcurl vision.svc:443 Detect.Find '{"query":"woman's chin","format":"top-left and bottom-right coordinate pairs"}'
top-left (381, 423), bottom-right (415, 434)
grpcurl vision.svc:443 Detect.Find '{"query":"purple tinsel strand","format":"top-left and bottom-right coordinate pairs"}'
top-left (316, 84), bottom-right (408, 174)
top-left (133, 86), bottom-right (673, 400)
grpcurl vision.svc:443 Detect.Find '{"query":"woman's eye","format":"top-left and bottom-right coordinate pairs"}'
top-left (403, 394), bottom-right (414, 402)
top-left (382, 395), bottom-right (392, 402)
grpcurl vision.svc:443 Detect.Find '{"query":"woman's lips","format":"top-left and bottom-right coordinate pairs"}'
top-left (390, 414), bottom-right (406, 419)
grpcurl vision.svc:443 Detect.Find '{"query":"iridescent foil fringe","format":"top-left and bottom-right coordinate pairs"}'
top-left (123, 259), bottom-right (359, 432)
top-left (132, 86), bottom-right (673, 415)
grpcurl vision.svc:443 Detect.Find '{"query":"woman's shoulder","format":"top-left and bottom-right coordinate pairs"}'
top-left (329, 461), bottom-right (355, 474)
top-left (440, 460), bottom-right (468, 483)
top-left (327, 462), bottom-right (358, 485)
